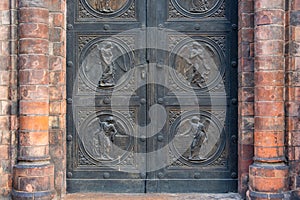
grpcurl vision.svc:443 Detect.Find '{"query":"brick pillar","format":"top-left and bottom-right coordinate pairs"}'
top-left (248, 0), bottom-right (289, 199)
top-left (12, 0), bottom-right (55, 199)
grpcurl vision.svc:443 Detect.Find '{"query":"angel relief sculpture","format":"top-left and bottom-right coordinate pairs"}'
top-left (82, 41), bottom-right (128, 88)
top-left (98, 42), bottom-right (115, 86)
top-left (179, 116), bottom-right (210, 160)
top-left (90, 116), bottom-right (117, 160)
top-left (176, 42), bottom-right (218, 88)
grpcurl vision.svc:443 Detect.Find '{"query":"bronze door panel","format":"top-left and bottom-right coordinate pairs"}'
top-left (67, 0), bottom-right (238, 193)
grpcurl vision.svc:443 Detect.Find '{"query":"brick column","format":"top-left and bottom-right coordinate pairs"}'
top-left (248, 0), bottom-right (289, 199)
top-left (12, 0), bottom-right (55, 199)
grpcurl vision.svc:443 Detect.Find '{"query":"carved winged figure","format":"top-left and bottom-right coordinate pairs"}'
top-left (180, 116), bottom-right (209, 160)
top-left (82, 41), bottom-right (128, 88)
top-left (92, 116), bottom-right (118, 160)
top-left (176, 42), bottom-right (217, 88)
top-left (188, 42), bottom-right (211, 87)
top-left (97, 42), bottom-right (115, 86)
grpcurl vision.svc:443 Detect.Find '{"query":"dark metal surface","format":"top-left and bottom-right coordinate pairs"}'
top-left (67, 0), bottom-right (238, 193)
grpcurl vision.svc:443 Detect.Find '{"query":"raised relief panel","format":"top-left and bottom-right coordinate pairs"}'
top-left (78, 0), bottom-right (136, 19)
top-left (169, 111), bottom-right (226, 166)
top-left (169, 37), bottom-right (225, 92)
top-left (77, 110), bottom-right (136, 167)
top-left (78, 37), bottom-right (134, 92)
top-left (169, 0), bottom-right (225, 19)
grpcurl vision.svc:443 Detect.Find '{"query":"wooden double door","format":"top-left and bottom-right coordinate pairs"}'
top-left (67, 0), bottom-right (238, 193)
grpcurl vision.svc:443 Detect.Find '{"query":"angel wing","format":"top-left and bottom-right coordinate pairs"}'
top-left (178, 120), bottom-right (193, 136)
top-left (175, 47), bottom-right (194, 82)
top-left (200, 44), bottom-right (219, 71)
top-left (81, 47), bottom-right (106, 87)
top-left (114, 53), bottom-right (128, 72)
top-left (202, 118), bottom-right (210, 133)
top-left (115, 121), bottom-right (127, 136)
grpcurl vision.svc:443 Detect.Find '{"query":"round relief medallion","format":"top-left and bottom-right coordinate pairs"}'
top-left (171, 0), bottom-right (223, 18)
top-left (79, 37), bottom-right (134, 91)
top-left (81, 0), bottom-right (133, 17)
top-left (170, 37), bottom-right (225, 91)
top-left (170, 111), bottom-right (225, 165)
top-left (79, 111), bottom-right (134, 164)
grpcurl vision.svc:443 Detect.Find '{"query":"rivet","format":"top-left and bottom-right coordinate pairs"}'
top-left (194, 172), bottom-right (201, 179)
top-left (140, 136), bottom-right (146, 142)
top-left (67, 98), bottom-right (73, 104)
top-left (140, 98), bottom-right (146, 105)
top-left (158, 98), bottom-right (164, 104)
top-left (67, 135), bottom-right (73, 141)
top-left (103, 172), bottom-right (110, 179)
top-left (103, 97), bottom-right (111, 104)
top-left (140, 173), bottom-right (146, 179)
top-left (67, 172), bottom-right (73, 178)
top-left (194, 24), bottom-right (200, 30)
top-left (103, 24), bottom-right (110, 30)
top-left (67, 61), bottom-right (74, 68)
top-left (231, 61), bottom-right (237, 68)
top-left (158, 172), bottom-right (164, 179)
top-left (157, 135), bottom-right (164, 142)
top-left (231, 135), bottom-right (237, 144)
top-left (67, 24), bottom-right (73, 30)
top-left (231, 98), bottom-right (237, 105)
top-left (231, 172), bottom-right (237, 179)
top-left (232, 24), bottom-right (237, 30)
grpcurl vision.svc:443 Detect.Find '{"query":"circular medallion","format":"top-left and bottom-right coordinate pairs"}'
top-left (79, 37), bottom-right (134, 91)
top-left (170, 0), bottom-right (223, 18)
top-left (170, 37), bottom-right (225, 91)
top-left (170, 111), bottom-right (225, 166)
top-left (81, 0), bottom-right (133, 18)
top-left (79, 111), bottom-right (134, 165)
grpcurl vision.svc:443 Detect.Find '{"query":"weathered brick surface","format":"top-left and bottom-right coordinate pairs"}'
top-left (48, 0), bottom-right (67, 198)
top-left (12, 0), bottom-right (55, 199)
top-left (238, 0), bottom-right (254, 197)
top-left (286, 0), bottom-right (300, 198)
top-left (0, 0), bottom-right (17, 198)
top-left (248, 0), bottom-right (289, 199)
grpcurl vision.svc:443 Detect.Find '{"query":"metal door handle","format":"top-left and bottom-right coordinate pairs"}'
top-left (141, 70), bottom-right (146, 79)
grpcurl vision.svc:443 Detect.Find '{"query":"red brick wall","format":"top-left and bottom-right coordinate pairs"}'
top-left (48, 0), bottom-right (67, 198)
top-left (0, 0), bottom-right (17, 198)
top-left (238, 0), bottom-right (255, 197)
top-left (287, 0), bottom-right (300, 198)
